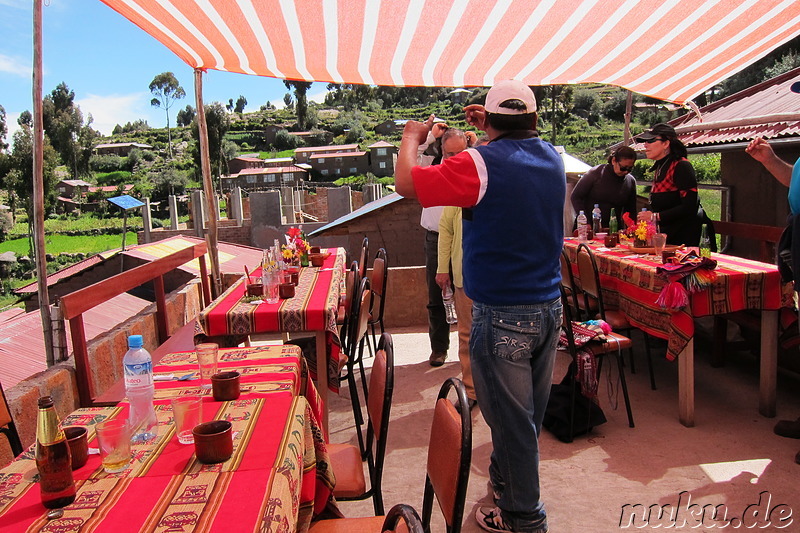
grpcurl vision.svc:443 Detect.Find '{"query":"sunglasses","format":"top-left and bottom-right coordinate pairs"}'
top-left (618, 165), bottom-right (634, 173)
top-left (643, 138), bottom-right (666, 144)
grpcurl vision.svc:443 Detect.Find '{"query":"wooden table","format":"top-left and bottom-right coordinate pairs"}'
top-left (563, 239), bottom-right (783, 427)
top-left (0, 345), bottom-right (337, 532)
top-left (197, 248), bottom-right (346, 432)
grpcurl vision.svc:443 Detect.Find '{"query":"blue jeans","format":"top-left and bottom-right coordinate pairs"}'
top-left (470, 298), bottom-right (562, 532)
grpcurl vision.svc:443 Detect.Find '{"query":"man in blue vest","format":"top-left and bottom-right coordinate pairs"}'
top-left (396, 80), bottom-right (565, 533)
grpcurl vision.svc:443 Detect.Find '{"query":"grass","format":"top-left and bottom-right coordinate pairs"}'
top-left (0, 233), bottom-right (139, 256)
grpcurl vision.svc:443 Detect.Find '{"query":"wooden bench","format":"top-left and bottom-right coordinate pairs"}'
top-left (710, 220), bottom-right (785, 366)
top-left (58, 242), bottom-right (211, 407)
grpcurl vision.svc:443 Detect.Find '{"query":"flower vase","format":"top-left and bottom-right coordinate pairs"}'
top-left (300, 253), bottom-right (309, 267)
top-left (634, 238), bottom-right (647, 248)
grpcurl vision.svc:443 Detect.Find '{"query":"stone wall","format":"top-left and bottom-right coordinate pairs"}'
top-left (0, 281), bottom-right (203, 467)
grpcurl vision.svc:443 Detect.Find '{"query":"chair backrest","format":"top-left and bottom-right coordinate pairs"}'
top-left (0, 381), bottom-right (23, 458)
top-left (358, 236), bottom-right (369, 280)
top-left (366, 332), bottom-right (394, 505)
top-left (369, 248), bottom-right (388, 328)
top-left (575, 243), bottom-right (606, 318)
top-left (347, 277), bottom-right (372, 363)
top-left (422, 378), bottom-right (472, 533)
top-left (340, 260), bottom-right (360, 353)
top-left (382, 503), bottom-right (424, 533)
top-left (560, 248), bottom-right (575, 292)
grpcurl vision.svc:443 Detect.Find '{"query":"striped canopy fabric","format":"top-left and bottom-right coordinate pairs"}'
top-left (100, 0), bottom-right (800, 104)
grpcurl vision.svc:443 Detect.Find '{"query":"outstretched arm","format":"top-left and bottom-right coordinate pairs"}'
top-left (395, 116), bottom-right (434, 198)
top-left (746, 137), bottom-right (793, 187)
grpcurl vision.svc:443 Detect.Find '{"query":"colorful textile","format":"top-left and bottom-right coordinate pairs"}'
top-left (0, 346), bottom-right (336, 532)
top-left (655, 252), bottom-right (718, 311)
top-left (563, 240), bottom-right (783, 361)
top-left (198, 248), bottom-right (346, 393)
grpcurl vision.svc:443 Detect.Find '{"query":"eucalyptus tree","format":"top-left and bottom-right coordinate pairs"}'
top-left (284, 80), bottom-right (313, 129)
top-left (149, 72), bottom-right (186, 158)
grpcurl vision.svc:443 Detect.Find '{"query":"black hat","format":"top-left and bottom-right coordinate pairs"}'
top-left (791, 81), bottom-right (800, 93)
top-left (635, 123), bottom-right (676, 142)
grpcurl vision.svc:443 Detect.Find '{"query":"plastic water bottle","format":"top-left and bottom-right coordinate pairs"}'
top-left (592, 204), bottom-right (602, 234)
top-left (577, 210), bottom-right (588, 242)
top-left (442, 285), bottom-right (458, 324)
top-left (123, 335), bottom-right (157, 443)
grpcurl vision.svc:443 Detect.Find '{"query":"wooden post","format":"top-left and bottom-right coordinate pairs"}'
top-left (624, 90), bottom-right (633, 145)
top-left (33, 0), bottom-right (55, 367)
top-left (194, 68), bottom-right (221, 297)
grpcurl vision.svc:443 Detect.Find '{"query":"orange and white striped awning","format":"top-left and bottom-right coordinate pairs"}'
top-left (100, 0), bottom-right (800, 104)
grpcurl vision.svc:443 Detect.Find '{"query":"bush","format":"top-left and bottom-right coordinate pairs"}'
top-left (273, 129), bottom-right (304, 151)
top-left (90, 154), bottom-right (126, 173)
top-left (690, 153), bottom-right (721, 183)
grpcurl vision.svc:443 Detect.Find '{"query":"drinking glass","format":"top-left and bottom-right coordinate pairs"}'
top-left (95, 418), bottom-right (131, 473)
top-left (171, 396), bottom-right (203, 444)
top-left (195, 343), bottom-right (219, 390)
top-left (652, 233), bottom-right (667, 259)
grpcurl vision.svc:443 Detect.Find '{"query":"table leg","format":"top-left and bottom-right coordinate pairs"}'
top-left (759, 310), bottom-right (778, 418)
top-left (678, 338), bottom-right (695, 427)
top-left (315, 330), bottom-right (329, 433)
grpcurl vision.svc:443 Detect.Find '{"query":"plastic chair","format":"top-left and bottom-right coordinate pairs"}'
top-left (421, 378), bottom-right (472, 533)
top-left (308, 502), bottom-right (424, 532)
top-left (328, 331), bottom-right (393, 515)
top-left (0, 381), bottom-right (23, 458)
top-left (575, 243), bottom-right (656, 390)
top-left (559, 285), bottom-right (635, 440)
top-left (367, 248), bottom-right (389, 357)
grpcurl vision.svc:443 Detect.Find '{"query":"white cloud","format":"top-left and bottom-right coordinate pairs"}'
top-left (308, 89), bottom-right (330, 104)
top-left (5, 112), bottom-right (21, 146)
top-left (75, 92), bottom-right (154, 136)
top-left (0, 53), bottom-right (30, 78)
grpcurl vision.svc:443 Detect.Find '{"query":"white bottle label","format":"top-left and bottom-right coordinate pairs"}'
top-left (124, 361), bottom-right (153, 387)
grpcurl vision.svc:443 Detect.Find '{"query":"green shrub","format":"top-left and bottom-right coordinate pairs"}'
top-left (90, 154), bottom-right (126, 173)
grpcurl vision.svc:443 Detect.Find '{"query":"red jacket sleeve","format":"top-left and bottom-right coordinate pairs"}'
top-left (411, 149), bottom-right (485, 208)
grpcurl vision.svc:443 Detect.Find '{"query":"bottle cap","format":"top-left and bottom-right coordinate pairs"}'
top-left (38, 396), bottom-right (54, 408)
top-left (128, 335), bottom-right (143, 348)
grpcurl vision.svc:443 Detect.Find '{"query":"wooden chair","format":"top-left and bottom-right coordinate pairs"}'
top-left (422, 377), bottom-right (472, 533)
top-left (367, 248), bottom-right (389, 357)
top-left (309, 502), bottom-right (424, 532)
top-left (329, 331), bottom-right (393, 515)
top-left (559, 285), bottom-right (635, 439)
top-left (338, 260), bottom-right (362, 356)
top-left (575, 243), bottom-right (656, 390)
top-left (0, 381), bottom-right (23, 458)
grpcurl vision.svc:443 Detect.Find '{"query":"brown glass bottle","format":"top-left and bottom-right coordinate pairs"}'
top-left (35, 396), bottom-right (76, 509)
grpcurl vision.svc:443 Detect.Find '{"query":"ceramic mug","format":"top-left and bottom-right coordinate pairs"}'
top-left (63, 426), bottom-right (88, 470)
top-left (193, 420), bottom-right (233, 464)
top-left (211, 371), bottom-right (241, 402)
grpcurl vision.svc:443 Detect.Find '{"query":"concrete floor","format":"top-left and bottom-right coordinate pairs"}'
top-left (324, 324), bottom-right (800, 532)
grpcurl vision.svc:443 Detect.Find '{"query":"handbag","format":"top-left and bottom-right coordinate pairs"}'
top-left (543, 365), bottom-right (607, 443)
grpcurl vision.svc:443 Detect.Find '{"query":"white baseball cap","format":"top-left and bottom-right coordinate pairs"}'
top-left (485, 80), bottom-right (537, 115)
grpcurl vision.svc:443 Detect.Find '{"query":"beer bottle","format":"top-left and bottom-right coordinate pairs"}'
top-left (35, 396), bottom-right (76, 509)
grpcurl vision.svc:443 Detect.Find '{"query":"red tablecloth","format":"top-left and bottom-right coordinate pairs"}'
top-left (197, 248), bottom-right (346, 394)
top-left (563, 239), bottom-right (783, 360)
top-left (0, 346), bottom-right (337, 532)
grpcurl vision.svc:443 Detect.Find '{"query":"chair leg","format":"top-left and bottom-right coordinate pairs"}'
top-left (421, 477), bottom-right (435, 532)
top-left (567, 366), bottom-right (577, 443)
top-left (346, 365), bottom-right (367, 457)
top-left (613, 352), bottom-right (635, 428)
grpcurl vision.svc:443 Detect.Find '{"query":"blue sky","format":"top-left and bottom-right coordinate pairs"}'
top-left (0, 0), bottom-right (325, 141)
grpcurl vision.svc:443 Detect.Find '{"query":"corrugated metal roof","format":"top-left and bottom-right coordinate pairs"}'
top-left (14, 253), bottom-right (111, 294)
top-left (368, 141), bottom-right (397, 148)
top-left (2, 236), bottom-right (267, 388)
top-left (314, 151), bottom-right (368, 159)
top-left (669, 66), bottom-right (800, 147)
top-left (231, 166), bottom-right (305, 176)
top-left (0, 292), bottom-right (151, 388)
top-left (295, 144), bottom-right (360, 153)
top-left (310, 193), bottom-right (407, 236)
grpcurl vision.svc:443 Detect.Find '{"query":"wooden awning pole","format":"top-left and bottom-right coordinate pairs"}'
top-left (33, 0), bottom-right (55, 366)
top-left (624, 90), bottom-right (633, 145)
top-left (194, 68), bottom-right (221, 297)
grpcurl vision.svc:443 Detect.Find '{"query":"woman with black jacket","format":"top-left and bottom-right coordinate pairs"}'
top-left (636, 123), bottom-right (715, 249)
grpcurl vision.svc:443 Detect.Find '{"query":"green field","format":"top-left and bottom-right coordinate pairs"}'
top-left (0, 233), bottom-right (139, 256)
